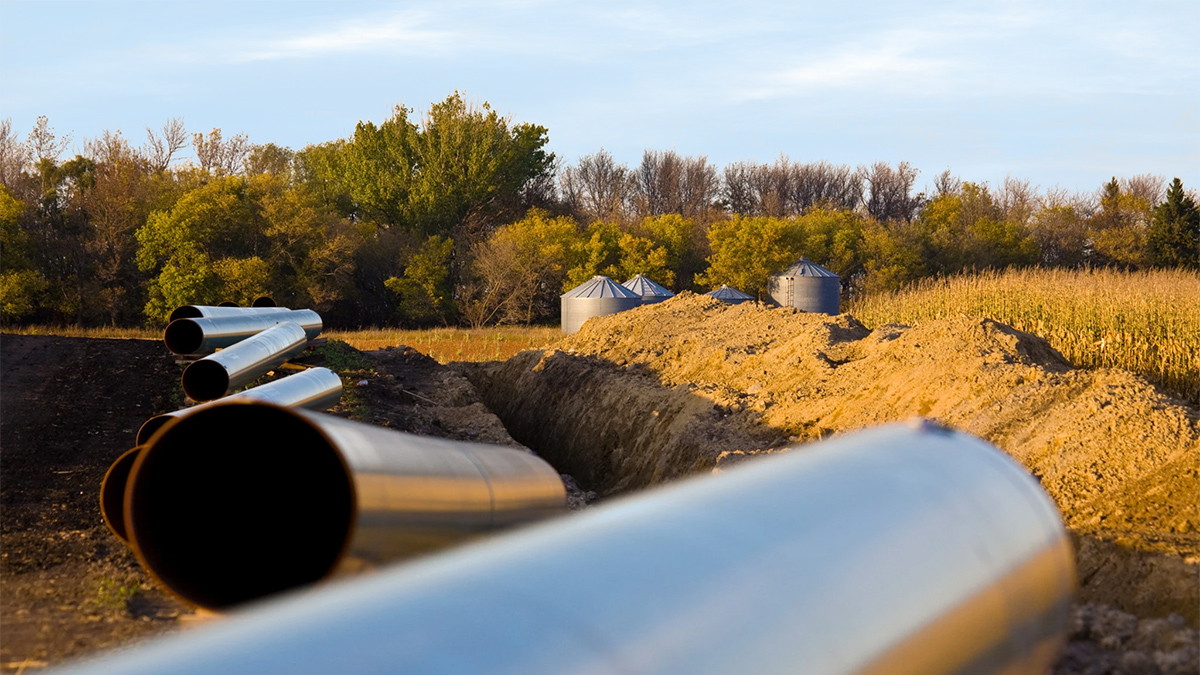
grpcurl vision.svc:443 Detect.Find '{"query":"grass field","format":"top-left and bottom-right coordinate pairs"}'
top-left (3, 323), bottom-right (562, 364)
top-left (847, 267), bottom-right (1200, 404)
top-left (326, 326), bottom-right (562, 363)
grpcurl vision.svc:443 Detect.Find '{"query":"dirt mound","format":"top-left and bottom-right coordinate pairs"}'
top-left (463, 293), bottom-right (1199, 622)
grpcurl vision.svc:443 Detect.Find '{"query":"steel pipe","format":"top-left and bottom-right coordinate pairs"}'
top-left (252, 296), bottom-right (277, 307)
top-left (136, 366), bottom-right (343, 445)
top-left (181, 321), bottom-right (309, 401)
top-left (168, 303), bottom-right (291, 323)
top-left (163, 309), bottom-right (321, 356)
top-left (67, 421), bottom-right (1073, 675)
top-left (99, 369), bottom-right (346, 545)
top-left (99, 446), bottom-right (140, 544)
top-left (122, 401), bottom-right (566, 611)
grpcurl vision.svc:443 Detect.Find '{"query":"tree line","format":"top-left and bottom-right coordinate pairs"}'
top-left (2, 93), bottom-right (1197, 328)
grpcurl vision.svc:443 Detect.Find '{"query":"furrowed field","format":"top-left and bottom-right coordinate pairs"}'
top-left (848, 268), bottom-right (1200, 404)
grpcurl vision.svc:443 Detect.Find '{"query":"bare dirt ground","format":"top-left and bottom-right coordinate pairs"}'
top-left (0, 335), bottom-right (189, 672)
top-left (0, 335), bottom-right (557, 671)
top-left (460, 293), bottom-right (1199, 674)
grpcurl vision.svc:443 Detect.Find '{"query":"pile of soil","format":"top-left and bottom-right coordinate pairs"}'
top-left (462, 293), bottom-right (1199, 625)
top-left (0, 336), bottom-right (569, 672)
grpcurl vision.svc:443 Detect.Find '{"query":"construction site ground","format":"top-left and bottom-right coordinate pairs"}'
top-left (2, 296), bottom-right (1198, 673)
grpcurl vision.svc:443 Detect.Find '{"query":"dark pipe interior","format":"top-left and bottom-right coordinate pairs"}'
top-left (252, 296), bottom-right (277, 307)
top-left (182, 360), bottom-right (231, 402)
top-left (218, 301), bottom-right (239, 307)
top-left (164, 319), bottom-right (204, 355)
top-left (127, 404), bottom-right (353, 610)
top-left (100, 447), bottom-right (139, 543)
top-left (136, 415), bottom-right (173, 446)
top-left (168, 306), bottom-right (204, 322)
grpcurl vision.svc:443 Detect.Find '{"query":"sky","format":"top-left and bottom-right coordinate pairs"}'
top-left (1, 0), bottom-right (1197, 196)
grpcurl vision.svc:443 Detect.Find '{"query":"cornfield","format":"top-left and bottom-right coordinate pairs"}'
top-left (848, 268), bottom-right (1200, 404)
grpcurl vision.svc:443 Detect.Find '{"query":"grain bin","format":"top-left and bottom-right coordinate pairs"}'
top-left (768, 256), bottom-right (840, 314)
top-left (622, 274), bottom-right (675, 305)
top-left (561, 275), bottom-right (642, 333)
top-left (706, 284), bottom-right (754, 304)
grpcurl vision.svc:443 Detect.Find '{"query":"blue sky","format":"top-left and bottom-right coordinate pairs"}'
top-left (2, 0), bottom-right (1197, 195)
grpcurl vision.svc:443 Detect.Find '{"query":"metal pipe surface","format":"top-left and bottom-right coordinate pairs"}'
top-left (67, 421), bottom-right (1074, 675)
top-left (181, 321), bottom-right (309, 401)
top-left (100, 369), bottom-right (346, 544)
top-left (122, 401), bottom-right (566, 611)
top-left (163, 309), bottom-right (321, 355)
top-left (99, 446), bottom-right (140, 544)
top-left (168, 303), bottom-right (291, 322)
top-left (136, 367), bottom-right (343, 445)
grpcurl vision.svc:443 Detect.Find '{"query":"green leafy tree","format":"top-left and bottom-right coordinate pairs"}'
top-left (1088, 177), bottom-right (1151, 268)
top-left (1146, 178), bottom-right (1199, 269)
top-left (613, 233), bottom-right (675, 287)
top-left (136, 176), bottom-right (265, 322)
top-left (385, 235), bottom-right (456, 324)
top-left (698, 215), bottom-right (806, 298)
top-left (566, 221), bottom-right (622, 287)
top-left (463, 209), bottom-right (582, 326)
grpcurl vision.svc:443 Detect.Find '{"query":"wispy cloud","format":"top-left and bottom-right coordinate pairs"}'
top-left (228, 11), bottom-right (462, 63)
top-left (736, 27), bottom-right (954, 101)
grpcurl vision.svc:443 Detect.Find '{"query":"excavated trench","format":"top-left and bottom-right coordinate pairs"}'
top-left (457, 294), bottom-right (1200, 634)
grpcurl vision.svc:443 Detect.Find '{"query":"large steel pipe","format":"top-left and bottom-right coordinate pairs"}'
top-left (67, 421), bottom-right (1074, 675)
top-left (181, 321), bottom-right (309, 401)
top-left (168, 303), bottom-right (289, 322)
top-left (100, 368), bottom-right (345, 545)
top-left (136, 366), bottom-right (343, 445)
top-left (163, 309), bottom-right (321, 355)
top-left (122, 401), bottom-right (566, 611)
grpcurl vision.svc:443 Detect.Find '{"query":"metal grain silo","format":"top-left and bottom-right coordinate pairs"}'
top-left (768, 257), bottom-right (840, 314)
top-left (621, 274), bottom-right (675, 305)
top-left (706, 284), bottom-right (755, 304)
top-left (561, 275), bottom-right (643, 333)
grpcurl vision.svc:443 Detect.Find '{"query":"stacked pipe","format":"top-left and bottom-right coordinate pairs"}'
top-left (67, 422), bottom-right (1074, 675)
top-left (100, 301), bottom-right (568, 611)
top-left (101, 302), bottom-right (335, 543)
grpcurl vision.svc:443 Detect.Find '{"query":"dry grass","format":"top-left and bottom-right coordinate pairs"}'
top-left (327, 326), bottom-right (563, 363)
top-left (848, 268), bottom-right (1200, 404)
top-left (1, 325), bottom-right (159, 339)
top-left (3, 324), bottom-right (562, 364)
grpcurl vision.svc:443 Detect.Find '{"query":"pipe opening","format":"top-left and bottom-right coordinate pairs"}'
top-left (252, 296), bottom-right (277, 307)
top-left (217, 301), bottom-right (239, 307)
top-left (181, 360), bottom-right (231, 402)
top-left (127, 404), bottom-right (354, 610)
top-left (164, 319), bottom-right (204, 355)
top-left (136, 415), bottom-right (174, 446)
top-left (100, 447), bottom-right (140, 543)
top-left (168, 306), bottom-right (204, 322)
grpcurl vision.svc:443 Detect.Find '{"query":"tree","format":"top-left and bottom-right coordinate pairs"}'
top-left (1146, 178), bottom-right (1199, 269)
top-left (385, 235), bottom-right (456, 324)
top-left (1088, 177), bottom-right (1151, 268)
top-left (136, 176), bottom-right (265, 322)
top-left (145, 118), bottom-right (188, 173)
top-left (698, 215), bottom-right (806, 299)
top-left (193, 128), bottom-right (252, 176)
top-left (560, 149), bottom-right (632, 223)
top-left (463, 210), bottom-right (582, 326)
top-left (861, 161), bottom-right (921, 222)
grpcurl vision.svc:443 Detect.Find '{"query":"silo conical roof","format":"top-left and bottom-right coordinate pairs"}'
top-left (706, 285), bottom-right (754, 301)
top-left (622, 274), bottom-right (675, 299)
top-left (777, 256), bottom-right (838, 278)
top-left (562, 275), bottom-right (641, 299)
